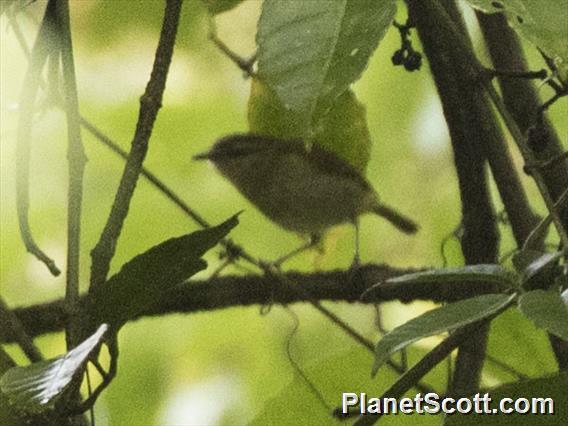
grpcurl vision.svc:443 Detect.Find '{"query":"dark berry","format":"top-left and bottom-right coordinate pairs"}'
top-left (391, 49), bottom-right (405, 66)
top-left (404, 51), bottom-right (422, 72)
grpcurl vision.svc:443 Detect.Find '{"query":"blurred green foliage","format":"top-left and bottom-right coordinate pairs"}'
top-left (0, 1), bottom-right (566, 424)
top-left (248, 80), bottom-right (372, 172)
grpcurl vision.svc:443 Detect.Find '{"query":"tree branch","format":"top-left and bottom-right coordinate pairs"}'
top-left (89, 0), bottom-right (183, 289)
top-left (15, 0), bottom-right (61, 276)
top-left (0, 297), bottom-right (43, 362)
top-left (1, 264), bottom-right (500, 344)
top-left (477, 12), bottom-right (568, 209)
top-left (477, 10), bottom-right (568, 370)
top-left (417, 1), bottom-right (568, 248)
top-left (407, 0), bottom-right (503, 396)
top-left (54, 0), bottom-right (86, 349)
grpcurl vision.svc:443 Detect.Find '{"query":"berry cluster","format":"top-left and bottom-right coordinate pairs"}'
top-left (391, 21), bottom-right (422, 72)
top-left (391, 48), bottom-right (422, 72)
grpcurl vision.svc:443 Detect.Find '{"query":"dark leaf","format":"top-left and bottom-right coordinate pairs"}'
top-left (372, 294), bottom-right (515, 376)
top-left (518, 289), bottom-right (568, 341)
top-left (87, 215), bottom-right (239, 329)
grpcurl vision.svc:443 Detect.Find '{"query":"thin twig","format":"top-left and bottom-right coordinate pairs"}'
top-left (85, 368), bottom-right (95, 426)
top-left (89, 0), bottom-right (184, 289)
top-left (15, 0), bottom-right (61, 276)
top-left (0, 297), bottom-right (43, 362)
top-left (524, 152), bottom-right (568, 174)
top-left (78, 118), bottom-right (211, 229)
top-left (523, 187), bottom-right (568, 251)
top-left (275, 271), bottom-right (375, 352)
top-left (54, 0), bottom-right (86, 349)
top-left (208, 20), bottom-right (257, 77)
top-left (71, 337), bottom-right (119, 414)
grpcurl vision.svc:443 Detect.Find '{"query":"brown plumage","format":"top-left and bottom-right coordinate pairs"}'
top-left (194, 134), bottom-right (418, 235)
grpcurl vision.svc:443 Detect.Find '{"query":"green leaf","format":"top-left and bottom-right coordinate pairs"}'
top-left (200, 0), bottom-right (245, 15)
top-left (518, 289), bottom-right (568, 341)
top-left (248, 79), bottom-right (372, 172)
top-left (465, 0), bottom-right (568, 81)
top-left (520, 251), bottom-right (562, 290)
top-left (0, 324), bottom-right (108, 413)
top-left (383, 264), bottom-right (516, 289)
top-left (446, 372), bottom-right (568, 425)
top-left (256, 0), bottom-right (396, 135)
top-left (87, 215), bottom-right (239, 330)
top-left (372, 294), bottom-right (515, 376)
top-left (247, 78), bottom-right (310, 141)
top-left (314, 90), bottom-right (372, 173)
top-left (486, 308), bottom-right (557, 379)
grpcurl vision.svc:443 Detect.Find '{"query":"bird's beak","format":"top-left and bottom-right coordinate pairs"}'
top-left (193, 151), bottom-right (211, 160)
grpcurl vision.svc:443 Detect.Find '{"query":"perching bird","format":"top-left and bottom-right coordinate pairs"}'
top-left (194, 134), bottom-right (417, 264)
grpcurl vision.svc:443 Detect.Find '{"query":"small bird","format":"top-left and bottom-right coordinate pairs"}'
top-left (194, 134), bottom-right (417, 264)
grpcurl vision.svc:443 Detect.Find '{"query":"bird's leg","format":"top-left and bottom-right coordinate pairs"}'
top-left (350, 219), bottom-right (361, 269)
top-left (272, 233), bottom-right (321, 267)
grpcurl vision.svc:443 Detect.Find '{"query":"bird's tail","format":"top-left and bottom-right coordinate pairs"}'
top-left (372, 203), bottom-right (418, 234)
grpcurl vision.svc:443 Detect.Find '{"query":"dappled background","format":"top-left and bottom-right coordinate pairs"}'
top-left (1, 0), bottom-right (566, 424)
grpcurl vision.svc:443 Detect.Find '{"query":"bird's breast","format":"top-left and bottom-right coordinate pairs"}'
top-left (214, 152), bottom-right (368, 233)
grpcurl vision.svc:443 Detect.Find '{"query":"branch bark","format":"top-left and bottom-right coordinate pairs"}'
top-left (477, 11), bottom-right (568, 370)
top-left (0, 297), bottom-right (43, 362)
top-left (407, 0), bottom-right (504, 396)
top-left (1, 264), bottom-right (499, 344)
top-left (477, 12), bottom-right (568, 210)
top-left (54, 0), bottom-right (87, 349)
